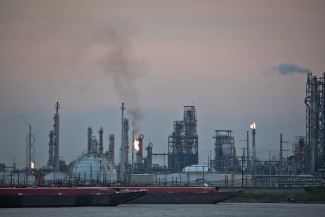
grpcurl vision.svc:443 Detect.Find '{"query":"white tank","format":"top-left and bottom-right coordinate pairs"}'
top-left (72, 153), bottom-right (117, 183)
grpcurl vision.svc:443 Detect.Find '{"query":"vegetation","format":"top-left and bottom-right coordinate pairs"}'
top-left (294, 187), bottom-right (325, 201)
top-left (229, 187), bottom-right (325, 203)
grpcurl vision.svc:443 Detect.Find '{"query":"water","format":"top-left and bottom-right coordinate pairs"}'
top-left (0, 203), bottom-right (324, 217)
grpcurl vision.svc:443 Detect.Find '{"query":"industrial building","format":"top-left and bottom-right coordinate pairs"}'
top-left (1, 72), bottom-right (325, 187)
top-left (168, 106), bottom-right (198, 172)
top-left (210, 130), bottom-right (237, 173)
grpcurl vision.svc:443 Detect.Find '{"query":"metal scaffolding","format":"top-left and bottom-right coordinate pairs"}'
top-left (168, 106), bottom-right (198, 172)
top-left (133, 134), bottom-right (146, 174)
top-left (292, 136), bottom-right (306, 174)
top-left (305, 72), bottom-right (325, 174)
top-left (26, 125), bottom-right (35, 173)
top-left (211, 130), bottom-right (237, 173)
top-left (107, 134), bottom-right (115, 164)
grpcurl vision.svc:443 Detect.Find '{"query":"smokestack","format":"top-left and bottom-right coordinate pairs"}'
top-left (250, 123), bottom-right (256, 174)
top-left (53, 101), bottom-right (60, 171)
top-left (87, 127), bottom-right (92, 153)
top-left (120, 102), bottom-right (126, 182)
top-left (98, 127), bottom-right (104, 154)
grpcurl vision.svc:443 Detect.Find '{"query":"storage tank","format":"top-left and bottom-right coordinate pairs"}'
top-left (72, 153), bottom-right (117, 184)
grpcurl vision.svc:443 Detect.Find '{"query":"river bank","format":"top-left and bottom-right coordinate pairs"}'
top-left (223, 186), bottom-right (325, 204)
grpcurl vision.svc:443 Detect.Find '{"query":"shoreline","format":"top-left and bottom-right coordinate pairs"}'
top-left (222, 186), bottom-right (325, 204)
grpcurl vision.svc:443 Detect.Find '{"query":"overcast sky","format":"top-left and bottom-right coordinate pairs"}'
top-left (0, 0), bottom-right (324, 169)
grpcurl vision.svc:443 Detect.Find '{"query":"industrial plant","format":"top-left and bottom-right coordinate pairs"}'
top-left (1, 73), bottom-right (325, 187)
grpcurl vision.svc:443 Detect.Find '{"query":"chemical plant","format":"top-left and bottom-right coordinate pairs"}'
top-left (1, 73), bottom-right (325, 187)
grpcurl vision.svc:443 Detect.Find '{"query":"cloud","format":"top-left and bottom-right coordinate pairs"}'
top-left (272, 63), bottom-right (311, 75)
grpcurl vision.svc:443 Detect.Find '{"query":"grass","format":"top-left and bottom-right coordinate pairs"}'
top-left (294, 187), bottom-right (325, 201)
top-left (234, 187), bottom-right (325, 202)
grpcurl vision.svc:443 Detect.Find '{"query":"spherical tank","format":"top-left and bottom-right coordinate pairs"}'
top-left (72, 153), bottom-right (117, 183)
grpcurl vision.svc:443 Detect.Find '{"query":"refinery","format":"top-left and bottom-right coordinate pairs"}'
top-left (1, 72), bottom-right (325, 187)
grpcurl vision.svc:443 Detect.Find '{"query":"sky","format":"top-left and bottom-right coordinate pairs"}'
top-left (0, 0), bottom-right (324, 170)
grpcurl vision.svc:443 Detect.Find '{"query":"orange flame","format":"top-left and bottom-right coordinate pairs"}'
top-left (134, 139), bottom-right (140, 152)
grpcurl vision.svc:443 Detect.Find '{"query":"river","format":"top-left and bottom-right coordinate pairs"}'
top-left (1, 203), bottom-right (324, 217)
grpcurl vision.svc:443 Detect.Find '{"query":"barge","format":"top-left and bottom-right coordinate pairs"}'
top-left (118, 186), bottom-right (244, 204)
top-left (0, 187), bottom-right (147, 208)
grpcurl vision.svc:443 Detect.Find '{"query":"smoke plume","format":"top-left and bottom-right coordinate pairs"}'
top-left (274, 63), bottom-right (311, 75)
top-left (92, 20), bottom-right (146, 132)
top-left (12, 109), bottom-right (31, 126)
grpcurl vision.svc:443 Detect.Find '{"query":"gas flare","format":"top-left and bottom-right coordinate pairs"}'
top-left (134, 139), bottom-right (139, 152)
top-left (250, 122), bottom-right (256, 129)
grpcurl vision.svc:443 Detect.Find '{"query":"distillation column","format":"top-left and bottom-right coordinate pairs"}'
top-left (108, 134), bottom-right (115, 164)
top-left (47, 130), bottom-right (54, 168)
top-left (98, 127), bottom-right (104, 154)
top-left (123, 118), bottom-right (129, 164)
top-left (87, 127), bottom-right (92, 153)
top-left (53, 101), bottom-right (60, 171)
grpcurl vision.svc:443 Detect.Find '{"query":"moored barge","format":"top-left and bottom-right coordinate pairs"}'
top-left (0, 187), bottom-right (147, 208)
top-left (118, 186), bottom-right (244, 204)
